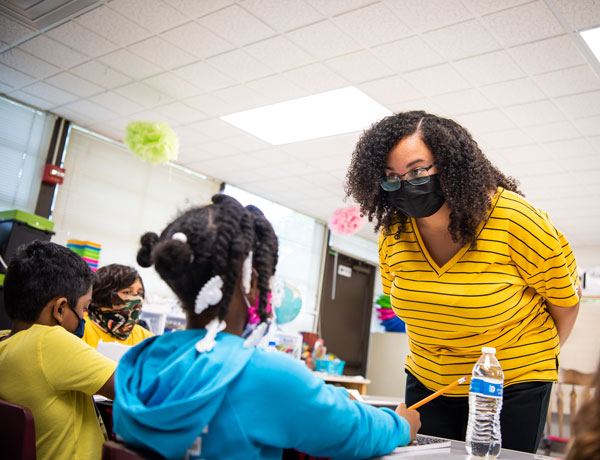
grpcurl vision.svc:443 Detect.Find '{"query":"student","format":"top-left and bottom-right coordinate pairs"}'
top-left (0, 241), bottom-right (117, 460)
top-left (113, 194), bottom-right (421, 460)
top-left (566, 358), bottom-right (600, 460)
top-left (345, 110), bottom-right (580, 453)
top-left (83, 263), bottom-right (153, 348)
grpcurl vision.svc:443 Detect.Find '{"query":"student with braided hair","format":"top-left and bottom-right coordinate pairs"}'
top-left (112, 194), bottom-right (420, 460)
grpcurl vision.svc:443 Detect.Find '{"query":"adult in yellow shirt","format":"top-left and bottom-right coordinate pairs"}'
top-left (83, 264), bottom-right (154, 348)
top-left (345, 111), bottom-right (581, 454)
top-left (0, 241), bottom-right (116, 460)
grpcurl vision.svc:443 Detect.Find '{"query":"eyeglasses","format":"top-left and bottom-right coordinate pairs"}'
top-left (380, 163), bottom-right (436, 192)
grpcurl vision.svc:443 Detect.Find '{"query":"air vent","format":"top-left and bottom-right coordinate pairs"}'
top-left (0, 0), bottom-right (103, 30)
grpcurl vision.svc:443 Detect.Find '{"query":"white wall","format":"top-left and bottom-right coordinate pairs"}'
top-left (51, 128), bottom-right (220, 299)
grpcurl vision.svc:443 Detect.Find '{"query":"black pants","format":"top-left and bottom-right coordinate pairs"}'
top-left (405, 371), bottom-right (552, 453)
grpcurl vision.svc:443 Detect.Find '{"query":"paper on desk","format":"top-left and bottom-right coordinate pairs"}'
top-left (96, 340), bottom-right (131, 362)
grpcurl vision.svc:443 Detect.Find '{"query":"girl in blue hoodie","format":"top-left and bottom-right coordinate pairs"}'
top-left (112, 194), bottom-right (420, 460)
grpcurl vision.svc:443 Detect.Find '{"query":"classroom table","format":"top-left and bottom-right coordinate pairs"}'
top-left (314, 372), bottom-right (372, 394)
top-left (372, 439), bottom-right (557, 459)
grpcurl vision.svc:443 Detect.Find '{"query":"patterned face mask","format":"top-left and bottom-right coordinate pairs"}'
top-left (88, 296), bottom-right (143, 340)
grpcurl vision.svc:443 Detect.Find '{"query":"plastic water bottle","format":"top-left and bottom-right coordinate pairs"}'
top-left (466, 347), bottom-right (504, 458)
top-left (266, 340), bottom-right (277, 352)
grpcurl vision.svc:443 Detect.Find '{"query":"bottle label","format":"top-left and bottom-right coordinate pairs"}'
top-left (469, 377), bottom-right (503, 399)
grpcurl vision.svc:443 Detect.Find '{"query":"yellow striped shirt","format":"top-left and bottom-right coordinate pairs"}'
top-left (379, 188), bottom-right (579, 396)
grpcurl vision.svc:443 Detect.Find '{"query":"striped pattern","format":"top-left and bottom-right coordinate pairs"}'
top-left (379, 188), bottom-right (579, 396)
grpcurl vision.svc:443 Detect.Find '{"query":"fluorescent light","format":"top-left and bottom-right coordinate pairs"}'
top-left (220, 86), bottom-right (391, 145)
top-left (581, 26), bottom-right (600, 62)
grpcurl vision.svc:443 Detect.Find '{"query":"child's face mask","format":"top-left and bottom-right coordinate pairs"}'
top-left (241, 286), bottom-right (272, 341)
top-left (88, 296), bottom-right (143, 340)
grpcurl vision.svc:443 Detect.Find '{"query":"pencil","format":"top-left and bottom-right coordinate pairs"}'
top-left (408, 376), bottom-right (469, 410)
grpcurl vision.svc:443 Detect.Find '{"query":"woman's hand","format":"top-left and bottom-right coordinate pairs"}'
top-left (395, 402), bottom-right (421, 443)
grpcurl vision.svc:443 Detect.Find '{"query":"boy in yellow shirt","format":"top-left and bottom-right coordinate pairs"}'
top-left (0, 241), bottom-right (116, 460)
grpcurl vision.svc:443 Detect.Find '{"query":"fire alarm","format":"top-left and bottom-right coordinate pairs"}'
top-left (42, 164), bottom-right (66, 185)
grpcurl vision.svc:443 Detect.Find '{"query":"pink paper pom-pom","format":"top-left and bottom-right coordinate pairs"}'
top-left (328, 206), bottom-right (365, 235)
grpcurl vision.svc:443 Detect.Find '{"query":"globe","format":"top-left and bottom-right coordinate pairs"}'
top-left (275, 282), bottom-right (303, 324)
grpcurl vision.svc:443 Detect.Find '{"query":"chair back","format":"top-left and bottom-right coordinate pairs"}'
top-left (541, 368), bottom-right (595, 455)
top-left (0, 398), bottom-right (36, 460)
top-left (102, 440), bottom-right (165, 460)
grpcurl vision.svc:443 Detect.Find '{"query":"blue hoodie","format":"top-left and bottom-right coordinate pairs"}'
top-left (113, 330), bottom-right (410, 460)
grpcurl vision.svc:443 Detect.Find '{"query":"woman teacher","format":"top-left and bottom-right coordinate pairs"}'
top-left (345, 111), bottom-right (581, 453)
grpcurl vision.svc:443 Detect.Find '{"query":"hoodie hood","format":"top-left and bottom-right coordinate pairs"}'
top-left (113, 330), bottom-right (255, 460)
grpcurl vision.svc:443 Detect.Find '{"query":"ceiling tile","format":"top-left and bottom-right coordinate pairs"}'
top-left (74, 5), bottom-right (151, 46)
top-left (185, 118), bottom-right (246, 140)
top-left (242, 0), bottom-right (322, 32)
top-left (174, 61), bottom-right (236, 92)
top-left (359, 75), bottom-right (422, 106)
top-left (62, 99), bottom-right (118, 122)
top-left (46, 72), bottom-right (103, 97)
top-left (554, 90), bottom-right (600, 119)
top-left (164, 0), bottom-right (234, 17)
top-left (481, 1), bottom-right (564, 47)
top-left (70, 60), bottom-right (131, 89)
top-left (115, 82), bottom-right (173, 107)
top-left (476, 128), bottom-right (532, 149)
top-left (0, 15), bottom-right (35, 44)
top-left (403, 63), bottom-right (470, 96)
top-left (5, 90), bottom-right (53, 110)
top-left (372, 36), bottom-right (444, 72)
top-left (19, 36), bottom-right (87, 69)
top-left (287, 20), bottom-right (360, 60)
top-left (480, 77), bottom-right (546, 106)
top-left (212, 85), bottom-right (264, 114)
top-left (198, 5), bottom-right (275, 46)
top-left (107, 0), bottom-right (188, 32)
top-left (98, 49), bottom-right (161, 80)
top-left (435, 89), bottom-right (494, 115)
top-left (542, 138), bottom-right (599, 159)
top-left (551, 0), bottom-right (600, 30)
top-left (424, 19), bottom-right (501, 61)
top-left (152, 101), bottom-right (207, 124)
top-left (326, 50), bottom-right (393, 83)
top-left (89, 92), bottom-right (144, 116)
top-left (390, 97), bottom-right (446, 117)
top-left (461, 0), bottom-right (531, 15)
top-left (497, 144), bottom-right (549, 165)
top-left (224, 133), bottom-right (271, 152)
top-left (572, 115), bottom-right (600, 137)
top-left (527, 120), bottom-right (580, 142)
top-left (245, 36), bottom-right (314, 72)
top-left (333, 3), bottom-right (412, 47)
top-left (306, 0), bottom-right (379, 16)
top-left (22, 81), bottom-right (77, 105)
top-left (0, 63), bottom-right (35, 88)
top-left (454, 50), bottom-right (524, 86)
top-left (207, 49), bottom-right (273, 82)
top-left (184, 93), bottom-right (228, 117)
top-left (46, 22), bottom-right (117, 57)
top-left (504, 100), bottom-right (565, 126)
top-left (129, 36), bottom-right (196, 70)
top-left (535, 65), bottom-right (600, 97)
top-left (385, 0), bottom-right (473, 32)
top-left (144, 73), bottom-right (200, 100)
top-left (456, 109), bottom-right (515, 133)
top-left (283, 63), bottom-right (348, 93)
top-left (0, 48), bottom-right (59, 78)
top-left (161, 21), bottom-right (234, 59)
top-left (510, 35), bottom-right (586, 75)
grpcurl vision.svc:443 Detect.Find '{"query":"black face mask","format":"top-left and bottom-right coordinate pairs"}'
top-left (388, 174), bottom-right (445, 218)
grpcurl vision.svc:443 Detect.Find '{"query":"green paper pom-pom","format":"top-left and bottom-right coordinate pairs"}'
top-left (124, 121), bottom-right (179, 165)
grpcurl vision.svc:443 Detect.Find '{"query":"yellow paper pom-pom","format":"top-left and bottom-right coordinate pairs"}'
top-left (124, 121), bottom-right (179, 164)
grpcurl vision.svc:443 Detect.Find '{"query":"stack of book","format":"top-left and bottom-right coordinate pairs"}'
top-left (67, 239), bottom-right (101, 272)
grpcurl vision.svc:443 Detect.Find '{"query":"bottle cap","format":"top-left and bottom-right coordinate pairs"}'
top-left (482, 346), bottom-right (496, 354)
top-left (268, 341), bottom-right (276, 346)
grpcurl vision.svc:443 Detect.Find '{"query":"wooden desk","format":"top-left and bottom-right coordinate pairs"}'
top-left (315, 372), bottom-right (371, 395)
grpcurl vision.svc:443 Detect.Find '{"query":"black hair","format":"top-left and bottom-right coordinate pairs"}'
top-left (345, 111), bottom-right (522, 245)
top-left (137, 194), bottom-right (278, 323)
top-left (90, 264), bottom-right (145, 310)
top-left (3, 240), bottom-right (95, 322)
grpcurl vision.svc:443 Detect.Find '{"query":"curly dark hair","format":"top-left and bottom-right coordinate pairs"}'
top-left (345, 111), bottom-right (522, 245)
top-left (90, 264), bottom-right (145, 311)
top-left (136, 194), bottom-right (278, 324)
top-left (3, 241), bottom-right (94, 322)
top-left (565, 359), bottom-right (600, 460)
